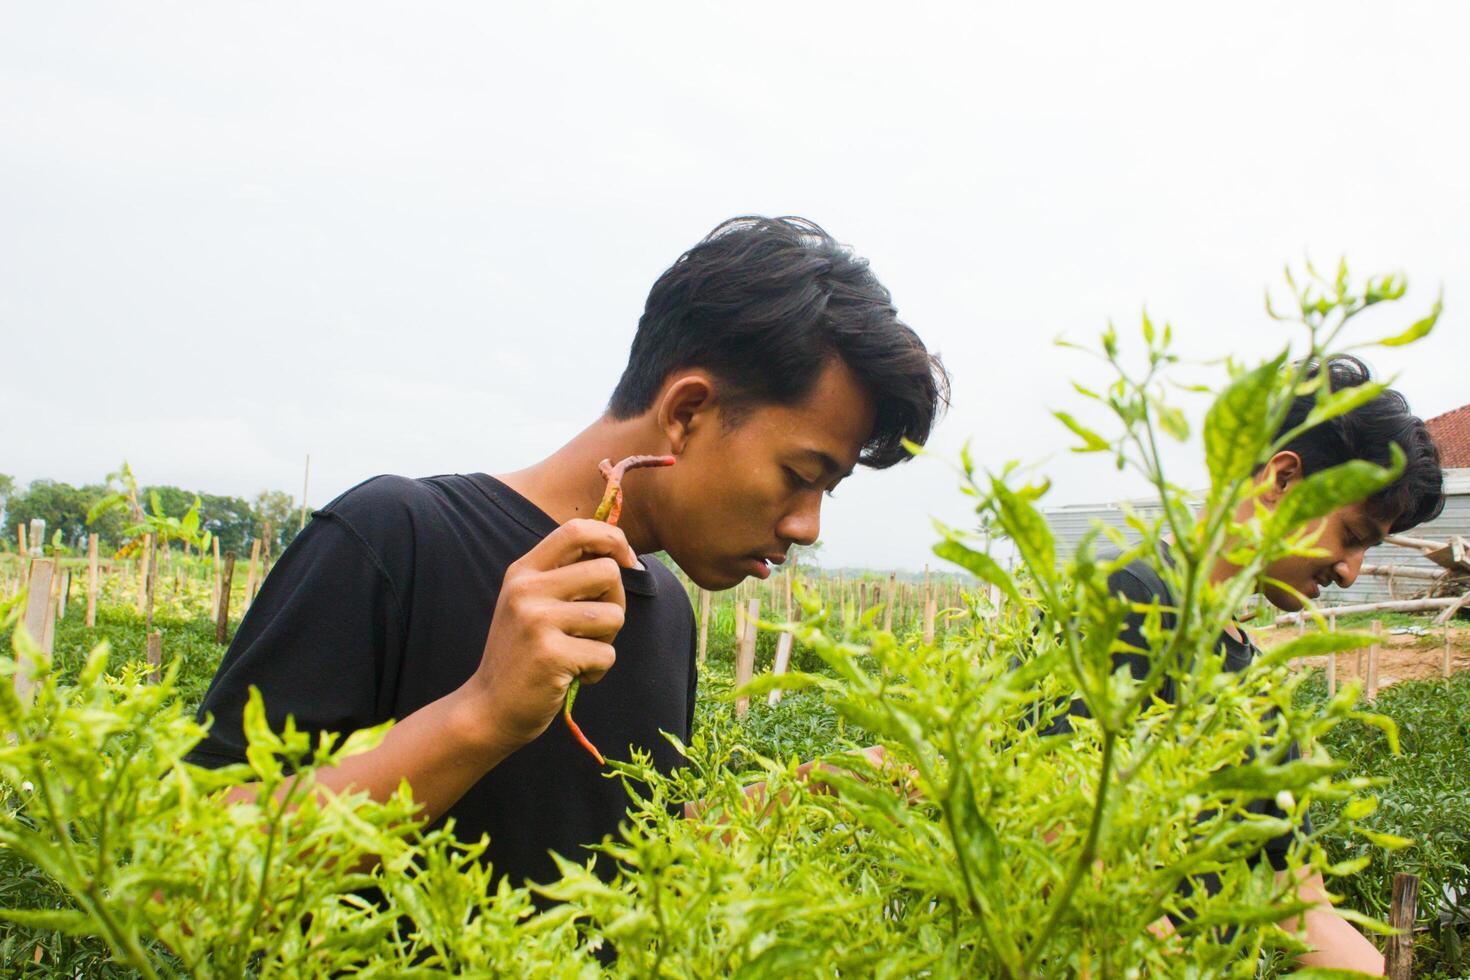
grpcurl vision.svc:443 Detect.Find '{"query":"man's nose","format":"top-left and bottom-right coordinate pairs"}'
top-left (777, 496), bottom-right (821, 547)
top-left (1333, 552), bottom-right (1364, 589)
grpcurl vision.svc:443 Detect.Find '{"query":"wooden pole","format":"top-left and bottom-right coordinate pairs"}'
top-left (1366, 619), bottom-right (1381, 700)
top-left (882, 572), bottom-right (896, 632)
top-left (146, 631), bottom-right (162, 684)
top-left (734, 596), bottom-right (746, 644)
top-left (137, 533), bottom-right (151, 612)
top-left (299, 453), bottom-right (311, 531)
top-left (144, 534), bottom-right (159, 633)
top-left (86, 533), bottom-right (99, 627)
top-left (17, 558), bottom-right (58, 703)
top-left (244, 538), bottom-right (262, 607)
top-left (923, 596), bottom-right (937, 646)
top-left (211, 536), bottom-right (222, 613)
top-left (767, 632), bottom-right (794, 707)
top-left (1445, 624), bottom-right (1454, 680)
top-left (1385, 872), bottom-right (1419, 980)
top-left (735, 598), bottom-right (760, 718)
top-left (56, 570), bottom-right (69, 621)
top-left (27, 518), bottom-right (45, 555)
top-left (1325, 612), bottom-right (1337, 697)
top-left (215, 550), bottom-right (236, 644)
top-left (1276, 597), bottom-right (1461, 625)
top-left (697, 589), bottom-right (710, 664)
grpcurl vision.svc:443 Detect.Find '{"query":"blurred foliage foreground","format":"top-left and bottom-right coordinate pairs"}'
top-left (0, 265), bottom-right (1458, 977)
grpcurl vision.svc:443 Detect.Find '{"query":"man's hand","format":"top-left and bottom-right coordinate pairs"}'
top-left (459, 518), bottom-right (639, 751)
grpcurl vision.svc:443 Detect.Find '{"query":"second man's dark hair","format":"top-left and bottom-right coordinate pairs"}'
top-left (608, 216), bottom-right (949, 468)
top-left (1269, 355), bottom-right (1444, 532)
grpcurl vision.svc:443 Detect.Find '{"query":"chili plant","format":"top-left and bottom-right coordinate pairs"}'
top-left (0, 261), bottom-right (1440, 977)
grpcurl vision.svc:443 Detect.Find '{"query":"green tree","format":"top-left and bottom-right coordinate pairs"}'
top-left (254, 489), bottom-right (300, 552)
top-left (4, 480), bottom-right (99, 551)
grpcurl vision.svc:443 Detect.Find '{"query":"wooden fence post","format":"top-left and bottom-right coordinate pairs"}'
top-left (86, 533), bottom-right (99, 627)
top-left (734, 596), bottom-right (746, 645)
top-left (923, 596), bottom-right (937, 646)
top-left (146, 631), bottom-right (162, 684)
top-left (56, 570), bottom-right (69, 621)
top-left (215, 551), bottom-right (237, 644)
top-left (767, 632), bottom-right (794, 707)
top-left (16, 558), bottom-right (58, 703)
top-left (1385, 872), bottom-right (1419, 980)
top-left (697, 589), bottom-right (710, 664)
top-left (882, 572), bottom-right (896, 632)
top-left (1367, 619), bottom-right (1381, 700)
top-left (735, 598), bottom-right (760, 718)
top-left (137, 534), bottom-right (152, 612)
top-left (244, 539), bottom-right (262, 607)
top-left (1445, 624), bottom-right (1453, 680)
top-left (211, 536), bottom-right (222, 613)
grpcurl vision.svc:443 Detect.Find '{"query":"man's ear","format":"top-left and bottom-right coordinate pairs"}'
top-left (656, 373), bottom-right (717, 455)
top-left (1259, 451), bottom-right (1304, 504)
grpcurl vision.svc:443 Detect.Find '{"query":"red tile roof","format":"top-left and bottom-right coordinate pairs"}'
top-left (1427, 404), bottom-right (1470, 468)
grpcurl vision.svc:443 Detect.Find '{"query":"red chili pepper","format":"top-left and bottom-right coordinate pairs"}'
top-left (563, 453), bottom-right (676, 764)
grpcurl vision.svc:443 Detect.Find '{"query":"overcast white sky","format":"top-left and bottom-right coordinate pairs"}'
top-left (3, 2), bottom-right (1467, 571)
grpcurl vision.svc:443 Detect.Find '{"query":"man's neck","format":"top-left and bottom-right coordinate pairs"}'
top-left (1169, 530), bottom-right (1249, 641)
top-left (495, 416), bottom-right (665, 555)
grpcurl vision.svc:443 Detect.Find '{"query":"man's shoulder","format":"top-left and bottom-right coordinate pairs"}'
top-left (319, 473), bottom-right (494, 533)
top-left (1101, 549), bottom-right (1174, 606)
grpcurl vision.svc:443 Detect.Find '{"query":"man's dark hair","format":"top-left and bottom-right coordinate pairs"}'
top-left (607, 216), bottom-right (950, 469)
top-left (1269, 355), bottom-right (1444, 532)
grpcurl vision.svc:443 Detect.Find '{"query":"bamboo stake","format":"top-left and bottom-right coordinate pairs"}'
top-left (146, 631), bottom-right (162, 684)
top-left (244, 538), bottom-right (262, 608)
top-left (697, 589), bottom-right (710, 664)
top-left (17, 558), bottom-right (58, 703)
top-left (882, 572), bottom-right (896, 632)
top-left (1366, 619), bottom-right (1381, 700)
top-left (735, 598), bottom-right (760, 718)
top-left (215, 551), bottom-right (236, 644)
top-left (767, 632), bottom-right (794, 707)
top-left (211, 536), bottom-right (222, 613)
top-left (137, 534), bottom-right (152, 612)
top-left (1385, 872), bottom-right (1419, 980)
top-left (300, 454), bottom-right (311, 531)
top-left (86, 533), bottom-right (99, 627)
top-left (1326, 611), bottom-right (1337, 697)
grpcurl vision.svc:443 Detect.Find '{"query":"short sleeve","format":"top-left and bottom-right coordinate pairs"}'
top-left (185, 511), bottom-right (405, 769)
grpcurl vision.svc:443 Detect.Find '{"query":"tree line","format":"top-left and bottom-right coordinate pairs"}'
top-left (0, 473), bottom-right (303, 556)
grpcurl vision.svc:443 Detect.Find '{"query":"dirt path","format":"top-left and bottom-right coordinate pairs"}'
top-left (1254, 624), bottom-right (1470, 687)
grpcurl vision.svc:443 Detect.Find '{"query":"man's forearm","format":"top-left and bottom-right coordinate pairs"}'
top-left (223, 684), bottom-right (520, 825)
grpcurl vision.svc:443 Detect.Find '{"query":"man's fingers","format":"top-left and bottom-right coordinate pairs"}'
top-left (540, 557), bottom-right (628, 605)
top-left (523, 519), bottom-right (639, 572)
top-left (562, 637), bottom-right (616, 685)
top-left (548, 599), bottom-right (625, 642)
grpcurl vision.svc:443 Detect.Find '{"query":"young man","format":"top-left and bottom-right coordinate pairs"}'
top-left (186, 216), bottom-right (949, 889)
top-left (1056, 355), bottom-right (1444, 972)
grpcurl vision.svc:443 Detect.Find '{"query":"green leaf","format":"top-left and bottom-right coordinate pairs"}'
top-left (1376, 290), bottom-right (1440, 347)
top-left (932, 537), bottom-right (1023, 608)
top-left (1358, 829), bottom-right (1413, 851)
top-left (0, 907), bottom-right (100, 937)
top-left (1052, 411), bottom-right (1110, 453)
top-left (1253, 631), bottom-right (1373, 670)
top-left (1203, 353), bottom-right (1287, 493)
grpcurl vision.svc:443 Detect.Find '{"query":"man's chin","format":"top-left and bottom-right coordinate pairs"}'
top-left (1261, 585), bottom-right (1305, 613)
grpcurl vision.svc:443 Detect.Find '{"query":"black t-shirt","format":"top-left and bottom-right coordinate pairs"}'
top-left (1053, 551), bottom-right (1309, 877)
top-left (186, 473), bottom-right (698, 887)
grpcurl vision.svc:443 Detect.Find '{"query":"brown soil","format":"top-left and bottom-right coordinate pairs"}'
top-left (1254, 625), bottom-right (1470, 688)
